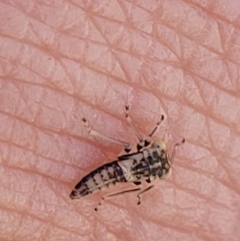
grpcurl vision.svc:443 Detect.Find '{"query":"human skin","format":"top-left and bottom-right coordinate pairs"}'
top-left (0, 0), bottom-right (240, 240)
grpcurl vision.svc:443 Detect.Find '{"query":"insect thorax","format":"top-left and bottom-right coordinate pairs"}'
top-left (117, 146), bottom-right (171, 183)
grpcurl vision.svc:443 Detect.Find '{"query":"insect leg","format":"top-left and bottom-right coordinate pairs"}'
top-left (143, 115), bottom-right (165, 146)
top-left (94, 187), bottom-right (141, 211)
top-left (82, 118), bottom-right (132, 151)
top-left (136, 185), bottom-right (154, 205)
top-left (148, 115), bottom-right (165, 138)
top-left (170, 138), bottom-right (185, 165)
top-left (125, 105), bottom-right (164, 149)
top-left (125, 105), bottom-right (143, 142)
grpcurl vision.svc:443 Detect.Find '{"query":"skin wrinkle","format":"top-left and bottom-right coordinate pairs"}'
top-left (178, 162), bottom-right (240, 199)
top-left (0, 98), bottom-right (112, 169)
top-left (7, 75), bottom-right (163, 129)
top-left (0, 206), bottom-right (84, 238)
top-left (0, 0), bottom-right (240, 241)
top-left (0, 129), bottom-right (87, 174)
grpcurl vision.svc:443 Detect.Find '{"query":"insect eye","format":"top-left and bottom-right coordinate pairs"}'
top-left (153, 140), bottom-right (166, 149)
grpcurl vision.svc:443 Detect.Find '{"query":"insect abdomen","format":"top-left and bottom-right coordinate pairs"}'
top-left (70, 161), bottom-right (126, 198)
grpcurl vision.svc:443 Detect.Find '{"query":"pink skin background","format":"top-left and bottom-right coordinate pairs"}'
top-left (0, 0), bottom-right (240, 241)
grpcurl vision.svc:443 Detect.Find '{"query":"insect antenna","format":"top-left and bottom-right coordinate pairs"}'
top-left (170, 138), bottom-right (185, 165)
top-left (168, 138), bottom-right (185, 177)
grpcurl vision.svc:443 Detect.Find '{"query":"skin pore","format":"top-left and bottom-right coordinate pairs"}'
top-left (0, 1), bottom-right (240, 241)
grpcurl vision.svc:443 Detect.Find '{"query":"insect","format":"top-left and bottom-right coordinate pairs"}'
top-left (70, 105), bottom-right (185, 211)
